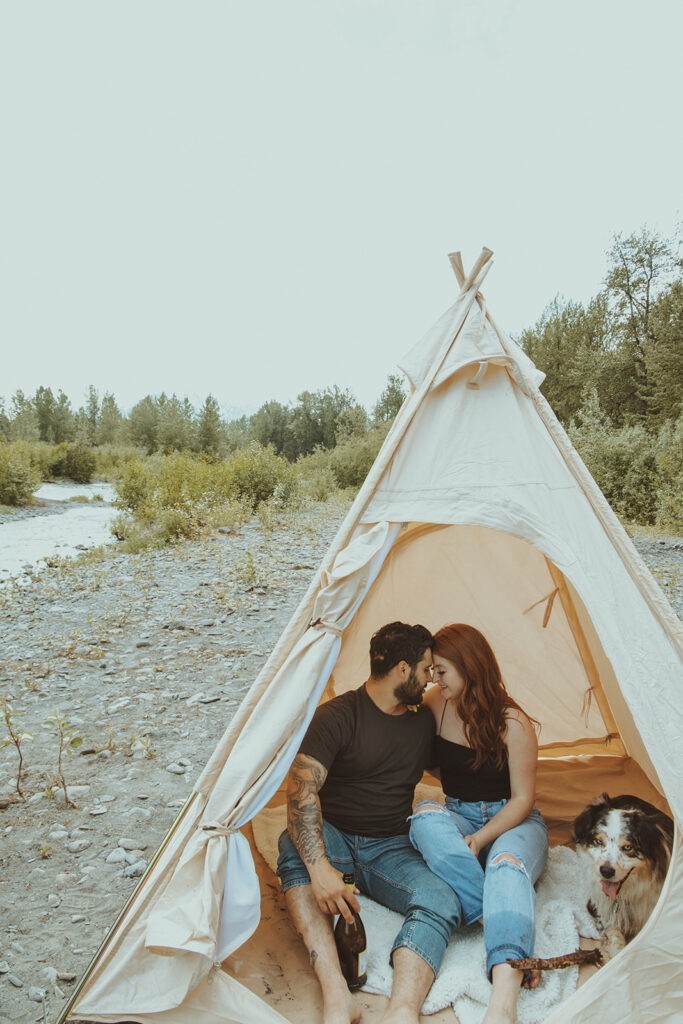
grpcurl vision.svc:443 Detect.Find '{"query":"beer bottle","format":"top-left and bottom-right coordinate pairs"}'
top-left (334, 873), bottom-right (367, 990)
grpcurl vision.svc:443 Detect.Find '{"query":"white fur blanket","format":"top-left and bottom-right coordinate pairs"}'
top-left (253, 808), bottom-right (599, 1024)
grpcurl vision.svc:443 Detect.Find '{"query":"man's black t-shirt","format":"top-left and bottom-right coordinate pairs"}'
top-left (299, 684), bottom-right (435, 837)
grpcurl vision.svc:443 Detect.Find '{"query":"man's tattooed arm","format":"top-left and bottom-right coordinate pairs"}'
top-left (286, 753), bottom-right (328, 868)
top-left (286, 752), bottom-right (359, 920)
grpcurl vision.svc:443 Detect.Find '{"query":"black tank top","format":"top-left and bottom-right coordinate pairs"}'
top-left (436, 703), bottom-right (511, 802)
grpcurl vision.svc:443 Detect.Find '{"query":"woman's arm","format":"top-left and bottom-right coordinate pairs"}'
top-left (463, 712), bottom-right (538, 857)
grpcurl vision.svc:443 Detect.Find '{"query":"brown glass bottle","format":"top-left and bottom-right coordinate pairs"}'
top-left (334, 873), bottom-right (367, 990)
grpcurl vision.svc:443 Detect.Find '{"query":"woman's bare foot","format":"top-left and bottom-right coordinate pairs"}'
top-left (481, 962), bottom-right (524, 1024)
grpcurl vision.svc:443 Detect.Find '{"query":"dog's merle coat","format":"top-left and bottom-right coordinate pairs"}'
top-left (573, 793), bottom-right (673, 956)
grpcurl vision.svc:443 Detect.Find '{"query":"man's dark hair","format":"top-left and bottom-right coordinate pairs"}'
top-left (369, 621), bottom-right (433, 678)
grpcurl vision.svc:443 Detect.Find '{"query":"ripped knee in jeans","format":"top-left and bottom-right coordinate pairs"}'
top-left (489, 852), bottom-right (529, 878)
top-left (412, 801), bottom-right (448, 817)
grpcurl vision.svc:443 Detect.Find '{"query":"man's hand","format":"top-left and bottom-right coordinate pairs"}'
top-left (309, 861), bottom-right (360, 922)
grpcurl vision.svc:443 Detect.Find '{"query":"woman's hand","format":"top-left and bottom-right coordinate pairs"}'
top-left (464, 832), bottom-right (484, 858)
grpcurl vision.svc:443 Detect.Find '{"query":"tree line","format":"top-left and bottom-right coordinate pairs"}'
top-left (0, 377), bottom-right (407, 462)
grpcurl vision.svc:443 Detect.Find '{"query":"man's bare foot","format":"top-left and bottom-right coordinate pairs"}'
top-left (379, 1005), bottom-right (420, 1024)
top-left (322, 989), bottom-right (360, 1024)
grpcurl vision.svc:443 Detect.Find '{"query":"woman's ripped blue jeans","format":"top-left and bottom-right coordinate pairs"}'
top-left (409, 797), bottom-right (548, 978)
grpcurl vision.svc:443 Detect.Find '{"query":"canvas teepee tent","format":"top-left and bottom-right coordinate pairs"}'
top-left (62, 248), bottom-right (682, 1024)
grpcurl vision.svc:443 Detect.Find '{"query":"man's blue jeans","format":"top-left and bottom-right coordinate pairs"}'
top-left (277, 821), bottom-right (462, 975)
top-left (409, 798), bottom-right (548, 978)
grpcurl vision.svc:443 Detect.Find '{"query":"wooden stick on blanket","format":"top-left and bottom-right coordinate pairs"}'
top-left (507, 949), bottom-right (603, 971)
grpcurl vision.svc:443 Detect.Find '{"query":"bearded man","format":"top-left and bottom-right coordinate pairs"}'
top-left (277, 622), bottom-right (462, 1024)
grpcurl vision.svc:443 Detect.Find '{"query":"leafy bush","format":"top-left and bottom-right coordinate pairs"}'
top-left (569, 389), bottom-right (658, 523)
top-left (94, 444), bottom-right (148, 480)
top-left (115, 459), bottom-right (153, 512)
top-left (296, 447), bottom-right (338, 502)
top-left (47, 443), bottom-right (69, 478)
top-left (0, 442), bottom-right (41, 505)
top-left (655, 415), bottom-right (683, 530)
top-left (329, 428), bottom-right (385, 489)
top-left (224, 442), bottom-right (293, 508)
top-left (64, 444), bottom-right (97, 483)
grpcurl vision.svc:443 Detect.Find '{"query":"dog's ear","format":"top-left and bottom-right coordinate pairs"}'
top-left (573, 806), bottom-right (595, 843)
top-left (573, 798), bottom-right (606, 843)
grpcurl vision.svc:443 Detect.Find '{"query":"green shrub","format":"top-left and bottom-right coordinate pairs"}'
top-left (302, 464), bottom-right (338, 502)
top-left (94, 444), bottom-right (148, 480)
top-left (64, 444), bottom-right (97, 483)
top-left (569, 390), bottom-right (659, 524)
top-left (655, 415), bottom-right (683, 530)
top-left (296, 447), bottom-right (338, 502)
top-left (329, 428), bottom-right (385, 489)
top-left (111, 506), bottom-right (200, 552)
top-left (47, 443), bottom-right (69, 479)
top-left (0, 442), bottom-right (41, 505)
top-left (224, 442), bottom-right (292, 508)
top-left (115, 460), bottom-right (152, 512)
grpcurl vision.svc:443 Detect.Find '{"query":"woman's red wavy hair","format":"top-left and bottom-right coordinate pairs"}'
top-left (433, 623), bottom-right (535, 770)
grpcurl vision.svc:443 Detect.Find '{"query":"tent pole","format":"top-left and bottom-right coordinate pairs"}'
top-left (57, 791), bottom-right (198, 1024)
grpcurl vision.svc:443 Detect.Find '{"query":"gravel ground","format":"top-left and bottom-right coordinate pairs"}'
top-left (0, 504), bottom-right (680, 1024)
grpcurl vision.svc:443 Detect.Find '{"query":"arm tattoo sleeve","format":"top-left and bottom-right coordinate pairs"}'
top-left (287, 753), bottom-right (329, 868)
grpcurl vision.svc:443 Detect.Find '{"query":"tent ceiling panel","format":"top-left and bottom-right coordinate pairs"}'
top-left (332, 524), bottom-right (612, 750)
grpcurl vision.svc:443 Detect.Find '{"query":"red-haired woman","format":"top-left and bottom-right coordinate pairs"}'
top-left (409, 623), bottom-right (548, 1024)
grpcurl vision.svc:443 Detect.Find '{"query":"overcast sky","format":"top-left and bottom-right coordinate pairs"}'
top-left (2, 1), bottom-right (681, 418)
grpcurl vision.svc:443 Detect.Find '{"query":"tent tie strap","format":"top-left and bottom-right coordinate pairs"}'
top-left (310, 617), bottom-right (344, 638)
top-left (200, 823), bottom-right (238, 838)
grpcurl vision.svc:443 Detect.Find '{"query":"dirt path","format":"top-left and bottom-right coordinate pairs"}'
top-left (0, 505), bottom-right (680, 1023)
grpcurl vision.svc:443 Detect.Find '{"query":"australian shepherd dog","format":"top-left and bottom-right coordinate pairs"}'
top-left (573, 793), bottom-right (674, 959)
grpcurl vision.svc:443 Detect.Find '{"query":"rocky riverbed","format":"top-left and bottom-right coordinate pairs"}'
top-left (0, 506), bottom-right (681, 1024)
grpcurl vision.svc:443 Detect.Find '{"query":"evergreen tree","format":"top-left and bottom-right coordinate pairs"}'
top-left (197, 395), bottom-right (225, 455)
top-left (85, 385), bottom-right (100, 445)
top-left (250, 400), bottom-right (291, 454)
top-left (225, 415), bottom-right (251, 452)
top-left (373, 374), bottom-right (406, 425)
top-left (285, 386), bottom-right (361, 459)
top-left (518, 295), bottom-right (610, 425)
top-left (157, 394), bottom-right (190, 452)
top-left (645, 280), bottom-right (683, 426)
top-left (98, 393), bottom-right (123, 444)
top-left (0, 399), bottom-right (9, 440)
top-left (9, 391), bottom-right (39, 441)
top-left (126, 396), bottom-right (159, 453)
top-left (34, 386), bottom-right (58, 442)
top-left (52, 390), bottom-right (75, 443)
top-left (605, 226), bottom-right (681, 424)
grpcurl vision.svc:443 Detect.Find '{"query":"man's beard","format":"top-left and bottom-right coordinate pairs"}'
top-left (394, 665), bottom-right (425, 706)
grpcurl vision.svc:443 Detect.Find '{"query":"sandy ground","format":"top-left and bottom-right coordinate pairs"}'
top-left (0, 500), bottom-right (681, 1024)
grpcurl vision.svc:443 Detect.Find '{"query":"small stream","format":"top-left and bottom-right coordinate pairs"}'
top-left (0, 481), bottom-right (119, 581)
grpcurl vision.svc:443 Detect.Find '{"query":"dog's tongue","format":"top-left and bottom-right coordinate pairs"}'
top-left (601, 879), bottom-right (620, 900)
